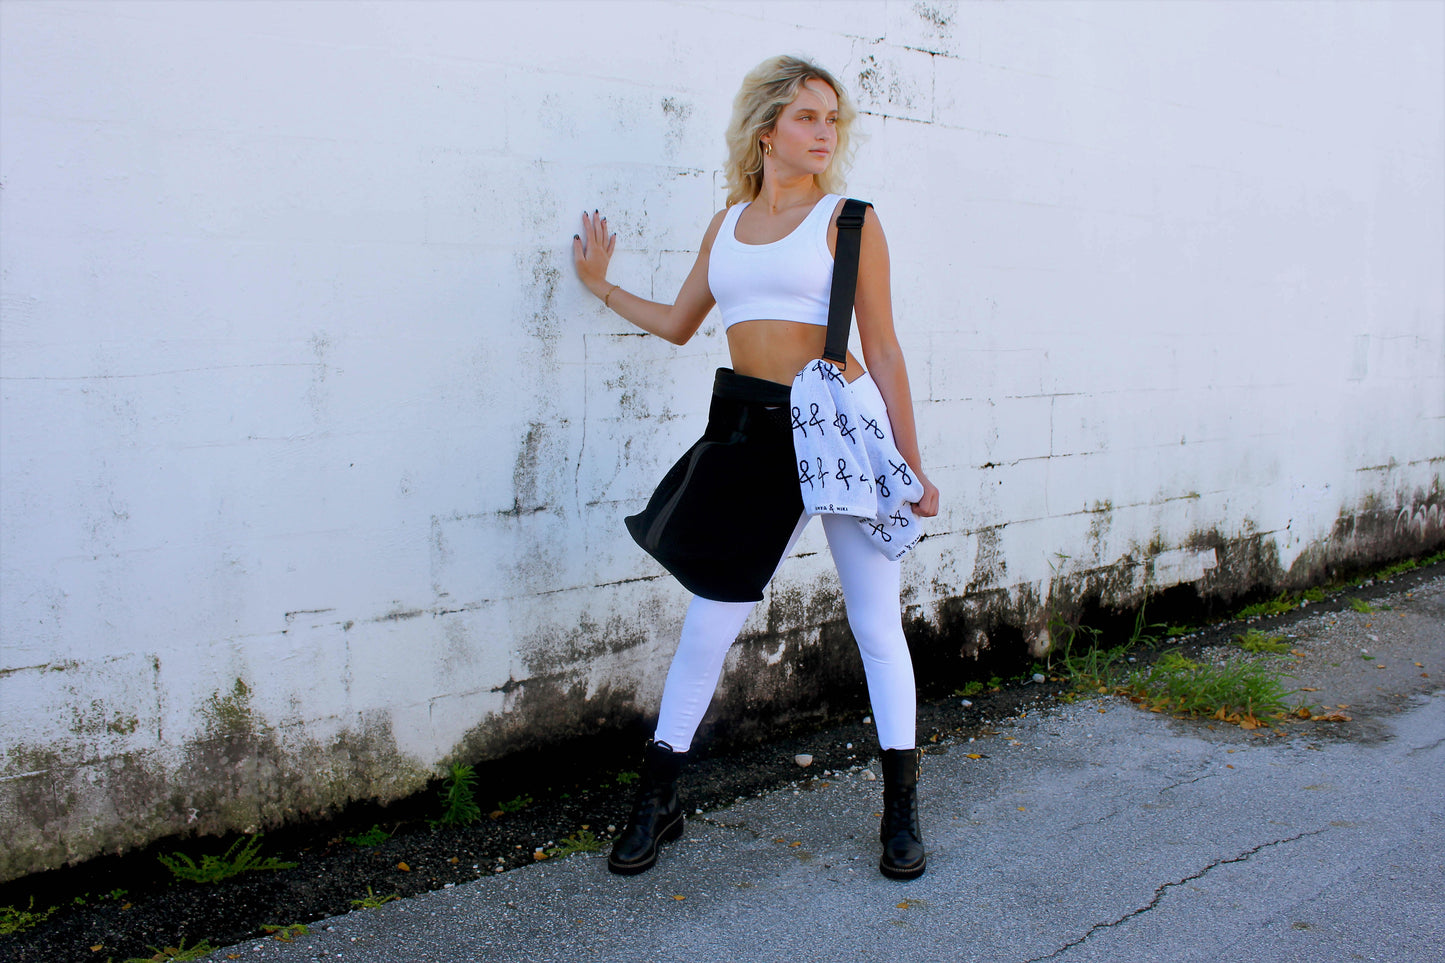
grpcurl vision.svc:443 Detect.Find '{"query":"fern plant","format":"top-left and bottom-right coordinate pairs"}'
top-left (157, 833), bottom-right (295, 883)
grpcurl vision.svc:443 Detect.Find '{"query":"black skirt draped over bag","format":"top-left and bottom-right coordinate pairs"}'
top-left (624, 369), bottom-right (802, 602)
top-left (624, 199), bottom-right (872, 604)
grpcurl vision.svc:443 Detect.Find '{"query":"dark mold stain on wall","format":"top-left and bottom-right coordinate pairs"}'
top-left (4, 483), bottom-right (1440, 881)
top-left (1, 682), bottom-right (424, 882)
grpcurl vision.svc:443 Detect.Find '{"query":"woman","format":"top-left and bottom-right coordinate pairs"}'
top-left (572, 56), bottom-right (939, 880)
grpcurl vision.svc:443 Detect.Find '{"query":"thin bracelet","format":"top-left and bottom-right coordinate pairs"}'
top-left (603, 283), bottom-right (620, 309)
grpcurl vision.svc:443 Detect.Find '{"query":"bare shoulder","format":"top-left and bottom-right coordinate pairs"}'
top-left (862, 202), bottom-right (886, 236)
top-left (699, 208), bottom-right (729, 252)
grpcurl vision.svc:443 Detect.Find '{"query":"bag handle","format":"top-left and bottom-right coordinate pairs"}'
top-left (822, 197), bottom-right (872, 370)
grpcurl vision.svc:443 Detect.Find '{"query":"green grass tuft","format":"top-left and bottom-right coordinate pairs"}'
top-left (345, 824), bottom-right (392, 847)
top-left (1237, 594), bottom-right (1299, 619)
top-left (1235, 629), bottom-right (1292, 654)
top-left (496, 793), bottom-right (533, 814)
top-left (545, 829), bottom-right (608, 858)
top-left (1127, 651), bottom-right (1290, 722)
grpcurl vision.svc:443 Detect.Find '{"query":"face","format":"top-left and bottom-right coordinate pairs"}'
top-left (761, 78), bottom-right (838, 176)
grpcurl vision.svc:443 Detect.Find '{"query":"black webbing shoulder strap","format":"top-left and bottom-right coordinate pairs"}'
top-left (822, 198), bottom-right (872, 369)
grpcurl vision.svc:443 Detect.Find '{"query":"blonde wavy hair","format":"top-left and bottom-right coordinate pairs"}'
top-left (723, 56), bottom-right (857, 207)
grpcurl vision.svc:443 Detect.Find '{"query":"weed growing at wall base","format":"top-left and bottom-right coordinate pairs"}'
top-left (261, 923), bottom-right (309, 943)
top-left (350, 887), bottom-right (400, 910)
top-left (1054, 610), bottom-right (1295, 728)
top-left (432, 762), bottom-right (483, 827)
top-left (1126, 651), bottom-right (1290, 725)
top-left (157, 834), bottom-right (295, 884)
top-left (119, 938), bottom-right (217, 962)
top-left (345, 824), bottom-right (392, 847)
top-left (0, 898), bottom-right (57, 934)
top-left (1235, 629), bottom-right (1291, 654)
top-left (545, 828), bottom-right (607, 858)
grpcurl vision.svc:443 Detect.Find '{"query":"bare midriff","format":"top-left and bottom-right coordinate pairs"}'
top-left (726, 319), bottom-right (864, 386)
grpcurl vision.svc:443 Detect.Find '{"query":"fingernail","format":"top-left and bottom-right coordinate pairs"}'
top-left (574, 234), bottom-right (580, 240)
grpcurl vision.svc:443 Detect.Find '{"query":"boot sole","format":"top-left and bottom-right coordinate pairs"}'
top-left (879, 856), bottom-right (927, 880)
top-left (606, 811), bottom-right (685, 875)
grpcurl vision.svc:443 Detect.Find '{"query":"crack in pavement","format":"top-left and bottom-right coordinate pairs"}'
top-left (1021, 827), bottom-right (1331, 963)
top-left (1159, 770), bottom-right (1219, 793)
top-left (1405, 735), bottom-right (1445, 755)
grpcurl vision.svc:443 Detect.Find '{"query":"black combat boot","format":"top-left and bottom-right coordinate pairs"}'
top-left (607, 739), bottom-right (687, 875)
top-left (878, 747), bottom-right (927, 880)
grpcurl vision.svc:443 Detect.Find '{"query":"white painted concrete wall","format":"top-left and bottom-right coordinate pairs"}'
top-left (2, 0), bottom-right (1442, 876)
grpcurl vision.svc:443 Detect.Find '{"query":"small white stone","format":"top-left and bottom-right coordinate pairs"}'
top-left (794, 753), bottom-right (814, 767)
top-left (960, 699), bottom-right (973, 708)
top-left (1032, 673), bottom-right (1046, 683)
top-left (863, 716), bottom-right (873, 724)
top-left (862, 770), bottom-right (876, 781)
top-left (968, 737), bottom-right (975, 743)
top-left (846, 742), bottom-right (853, 749)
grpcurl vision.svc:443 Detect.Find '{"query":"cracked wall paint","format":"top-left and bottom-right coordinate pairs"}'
top-left (1, 1), bottom-right (1442, 879)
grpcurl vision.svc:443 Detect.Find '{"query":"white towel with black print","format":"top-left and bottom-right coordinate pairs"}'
top-left (789, 359), bottom-right (924, 560)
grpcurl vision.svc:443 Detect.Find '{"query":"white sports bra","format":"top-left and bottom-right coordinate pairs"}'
top-left (708, 193), bottom-right (840, 330)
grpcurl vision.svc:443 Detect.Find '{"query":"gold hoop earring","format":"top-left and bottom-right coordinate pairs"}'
top-left (763, 142), bottom-right (773, 156)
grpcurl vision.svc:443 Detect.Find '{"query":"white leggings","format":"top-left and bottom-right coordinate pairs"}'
top-left (653, 507), bottom-right (918, 752)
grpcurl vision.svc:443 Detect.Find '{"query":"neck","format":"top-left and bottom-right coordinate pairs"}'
top-left (755, 171), bottom-right (823, 215)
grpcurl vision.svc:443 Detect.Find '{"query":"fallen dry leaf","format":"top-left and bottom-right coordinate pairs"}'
top-left (964, 753), bottom-right (983, 759)
top-left (1299, 687), bottom-right (1320, 692)
top-left (90, 946), bottom-right (103, 953)
top-left (396, 862), bottom-right (410, 872)
top-left (789, 841), bottom-right (803, 848)
top-left (1290, 649), bottom-right (1308, 657)
top-left (449, 856), bottom-right (459, 864)
top-left (672, 895), bottom-right (686, 901)
top-left (1313, 711), bottom-right (1352, 722)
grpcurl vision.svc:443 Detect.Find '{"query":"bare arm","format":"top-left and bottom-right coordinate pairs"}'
top-left (852, 207), bottom-right (940, 517)
top-left (572, 209), bottom-right (723, 346)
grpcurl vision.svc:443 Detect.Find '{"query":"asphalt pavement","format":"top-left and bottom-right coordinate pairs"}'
top-left (210, 573), bottom-right (1445, 963)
